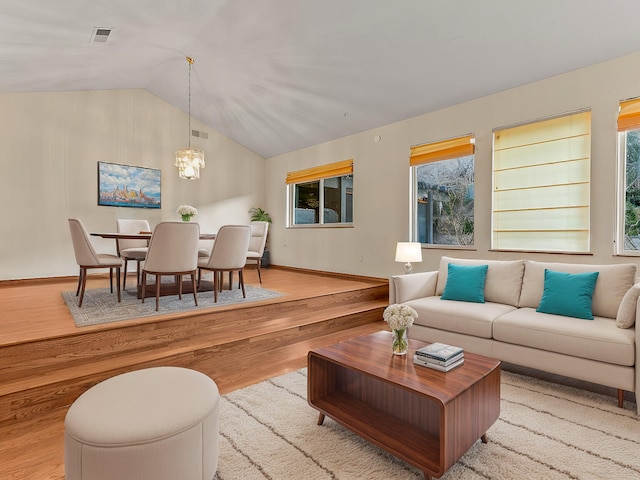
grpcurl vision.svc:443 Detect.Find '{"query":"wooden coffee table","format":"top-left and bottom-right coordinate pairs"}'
top-left (307, 331), bottom-right (501, 480)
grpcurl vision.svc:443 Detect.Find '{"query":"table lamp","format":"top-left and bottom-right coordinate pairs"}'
top-left (395, 242), bottom-right (422, 274)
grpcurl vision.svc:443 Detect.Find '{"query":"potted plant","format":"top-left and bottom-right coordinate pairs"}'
top-left (249, 207), bottom-right (272, 267)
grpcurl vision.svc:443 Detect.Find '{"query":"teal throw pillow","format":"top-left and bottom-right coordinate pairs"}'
top-left (536, 269), bottom-right (599, 320)
top-left (441, 263), bottom-right (489, 303)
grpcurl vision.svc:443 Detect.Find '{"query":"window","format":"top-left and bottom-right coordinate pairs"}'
top-left (410, 135), bottom-right (475, 246)
top-left (616, 98), bottom-right (640, 254)
top-left (492, 110), bottom-right (591, 253)
top-left (286, 159), bottom-right (353, 226)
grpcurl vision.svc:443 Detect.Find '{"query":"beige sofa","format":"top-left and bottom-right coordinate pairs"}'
top-left (390, 256), bottom-right (639, 413)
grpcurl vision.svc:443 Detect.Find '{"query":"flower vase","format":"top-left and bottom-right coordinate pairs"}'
top-left (181, 215), bottom-right (192, 222)
top-left (392, 328), bottom-right (408, 355)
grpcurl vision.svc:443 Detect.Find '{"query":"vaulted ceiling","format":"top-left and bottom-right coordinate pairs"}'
top-left (3, 0), bottom-right (640, 158)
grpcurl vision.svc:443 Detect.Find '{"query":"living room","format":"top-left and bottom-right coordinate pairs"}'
top-left (2, 2), bottom-right (640, 479)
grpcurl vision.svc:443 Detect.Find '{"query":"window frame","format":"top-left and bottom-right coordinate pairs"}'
top-left (409, 134), bottom-right (476, 248)
top-left (286, 160), bottom-right (354, 228)
top-left (615, 97), bottom-right (640, 255)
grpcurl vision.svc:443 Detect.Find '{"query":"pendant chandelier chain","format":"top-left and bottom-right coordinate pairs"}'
top-left (187, 56), bottom-right (194, 149)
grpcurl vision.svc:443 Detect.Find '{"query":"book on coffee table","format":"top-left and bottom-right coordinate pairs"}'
top-left (413, 355), bottom-right (465, 372)
top-left (415, 342), bottom-right (463, 362)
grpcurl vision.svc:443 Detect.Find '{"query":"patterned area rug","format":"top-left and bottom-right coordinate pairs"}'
top-left (216, 369), bottom-right (639, 480)
top-left (62, 285), bottom-right (284, 327)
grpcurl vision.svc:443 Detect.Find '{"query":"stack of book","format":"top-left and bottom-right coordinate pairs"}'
top-left (413, 342), bottom-right (464, 372)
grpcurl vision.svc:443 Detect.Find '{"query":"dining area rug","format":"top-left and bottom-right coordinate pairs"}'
top-left (62, 284), bottom-right (284, 327)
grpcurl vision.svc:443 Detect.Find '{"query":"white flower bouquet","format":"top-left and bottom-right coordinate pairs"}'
top-left (383, 303), bottom-right (417, 331)
top-left (383, 303), bottom-right (418, 355)
top-left (176, 205), bottom-right (198, 217)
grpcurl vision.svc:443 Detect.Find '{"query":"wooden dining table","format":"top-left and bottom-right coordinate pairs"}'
top-left (91, 232), bottom-right (217, 241)
top-left (91, 231), bottom-right (217, 298)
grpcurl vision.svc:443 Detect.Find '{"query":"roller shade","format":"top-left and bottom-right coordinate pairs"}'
top-left (286, 159), bottom-right (353, 184)
top-left (409, 134), bottom-right (474, 166)
top-left (618, 98), bottom-right (640, 132)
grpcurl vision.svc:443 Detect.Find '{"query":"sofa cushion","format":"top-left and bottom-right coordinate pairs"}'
top-left (441, 263), bottom-right (488, 303)
top-left (405, 296), bottom-right (517, 339)
top-left (616, 284), bottom-right (640, 329)
top-left (519, 261), bottom-right (636, 319)
top-left (493, 308), bottom-right (636, 366)
top-left (537, 269), bottom-right (599, 320)
top-left (436, 256), bottom-right (525, 307)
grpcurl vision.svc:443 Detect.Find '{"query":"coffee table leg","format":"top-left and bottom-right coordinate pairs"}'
top-left (317, 413), bottom-right (325, 425)
top-left (481, 433), bottom-right (488, 444)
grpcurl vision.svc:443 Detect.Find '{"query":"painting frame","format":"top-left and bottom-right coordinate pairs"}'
top-left (97, 162), bottom-right (161, 209)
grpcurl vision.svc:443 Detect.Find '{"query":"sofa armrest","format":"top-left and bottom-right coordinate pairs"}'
top-left (389, 271), bottom-right (438, 304)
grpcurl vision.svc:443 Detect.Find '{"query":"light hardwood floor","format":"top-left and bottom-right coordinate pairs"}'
top-left (0, 267), bottom-right (388, 479)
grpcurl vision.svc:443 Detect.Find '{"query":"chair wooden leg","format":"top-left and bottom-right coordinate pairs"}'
top-left (109, 268), bottom-right (114, 293)
top-left (76, 268), bottom-right (83, 296)
top-left (136, 260), bottom-right (142, 286)
top-left (239, 269), bottom-right (246, 298)
top-left (155, 275), bottom-right (161, 311)
top-left (116, 267), bottom-right (121, 302)
top-left (213, 270), bottom-right (219, 303)
top-left (178, 275), bottom-right (183, 300)
top-left (122, 260), bottom-right (129, 290)
top-left (191, 273), bottom-right (198, 306)
top-left (618, 389), bottom-right (624, 408)
top-left (141, 272), bottom-right (147, 303)
top-left (257, 262), bottom-right (262, 284)
top-left (228, 271), bottom-right (233, 290)
top-left (78, 267), bottom-right (88, 307)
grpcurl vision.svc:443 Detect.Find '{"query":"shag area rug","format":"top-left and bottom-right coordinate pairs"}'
top-left (62, 285), bottom-right (284, 327)
top-left (216, 369), bottom-right (639, 480)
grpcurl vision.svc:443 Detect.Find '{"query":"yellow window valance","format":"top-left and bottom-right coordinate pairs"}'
top-left (618, 98), bottom-right (640, 132)
top-left (285, 159), bottom-right (353, 185)
top-left (409, 134), bottom-right (475, 166)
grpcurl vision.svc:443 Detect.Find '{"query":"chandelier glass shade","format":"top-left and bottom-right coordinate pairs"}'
top-left (175, 56), bottom-right (205, 180)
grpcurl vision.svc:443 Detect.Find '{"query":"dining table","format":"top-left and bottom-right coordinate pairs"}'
top-left (91, 231), bottom-right (217, 298)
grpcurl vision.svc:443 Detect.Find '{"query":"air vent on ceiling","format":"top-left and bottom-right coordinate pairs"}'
top-left (192, 129), bottom-right (209, 140)
top-left (90, 27), bottom-right (113, 44)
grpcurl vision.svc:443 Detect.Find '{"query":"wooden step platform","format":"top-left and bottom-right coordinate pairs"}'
top-left (0, 267), bottom-right (389, 428)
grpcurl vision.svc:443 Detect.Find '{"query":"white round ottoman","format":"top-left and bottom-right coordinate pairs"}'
top-left (64, 366), bottom-right (220, 480)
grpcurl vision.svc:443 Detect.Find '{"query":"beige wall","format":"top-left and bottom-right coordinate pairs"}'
top-left (0, 89), bottom-right (265, 280)
top-left (265, 50), bottom-right (640, 277)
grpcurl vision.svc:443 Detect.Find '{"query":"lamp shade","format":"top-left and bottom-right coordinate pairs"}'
top-left (395, 242), bottom-right (422, 263)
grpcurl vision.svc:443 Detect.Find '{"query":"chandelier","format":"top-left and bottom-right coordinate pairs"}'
top-left (175, 56), bottom-right (205, 180)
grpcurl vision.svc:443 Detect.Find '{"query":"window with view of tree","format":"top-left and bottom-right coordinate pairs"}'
top-left (410, 135), bottom-right (475, 246)
top-left (286, 159), bottom-right (353, 226)
top-left (617, 98), bottom-right (640, 254)
top-left (492, 110), bottom-right (591, 253)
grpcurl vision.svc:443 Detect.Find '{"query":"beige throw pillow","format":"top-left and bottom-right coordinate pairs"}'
top-left (616, 284), bottom-right (640, 328)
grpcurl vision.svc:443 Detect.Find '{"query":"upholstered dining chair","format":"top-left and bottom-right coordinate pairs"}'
top-left (116, 218), bottom-right (151, 291)
top-left (198, 225), bottom-right (251, 302)
top-left (68, 218), bottom-right (122, 308)
top-left (141, 221), bottom-right (200, 311)
top-left (245, 221), bottom-right (269, 284)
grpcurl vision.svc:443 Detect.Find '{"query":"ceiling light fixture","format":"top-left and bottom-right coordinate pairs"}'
top-left (175, 56), bottom-right (205, 180)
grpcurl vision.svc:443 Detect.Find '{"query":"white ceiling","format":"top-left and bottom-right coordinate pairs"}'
top-left (3, 0), bottom-right (640, 158)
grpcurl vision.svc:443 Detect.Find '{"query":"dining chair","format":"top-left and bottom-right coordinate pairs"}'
top-left (68, 218), bottom-right (122, 308)
top-left (116, 218), bottom-right (151, 291)
top-left (245, 221), bottom-right (269, 284)
top-left (141, 222), bottom-right (200, 311)
top-left (198, 225), bottom-right (251, 302)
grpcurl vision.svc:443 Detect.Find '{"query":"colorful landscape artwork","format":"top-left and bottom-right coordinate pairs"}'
top-left (98, 162), bottom-right (161, 209)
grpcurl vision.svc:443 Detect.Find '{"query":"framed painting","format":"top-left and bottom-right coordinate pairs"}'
top-left (98, 162), bottom-right (161, 209)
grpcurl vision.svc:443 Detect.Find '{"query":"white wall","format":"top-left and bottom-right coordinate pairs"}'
top-left (0, 89), bottom-right (265, 280)
top-left (265, 50), bottom-right (640, 277)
